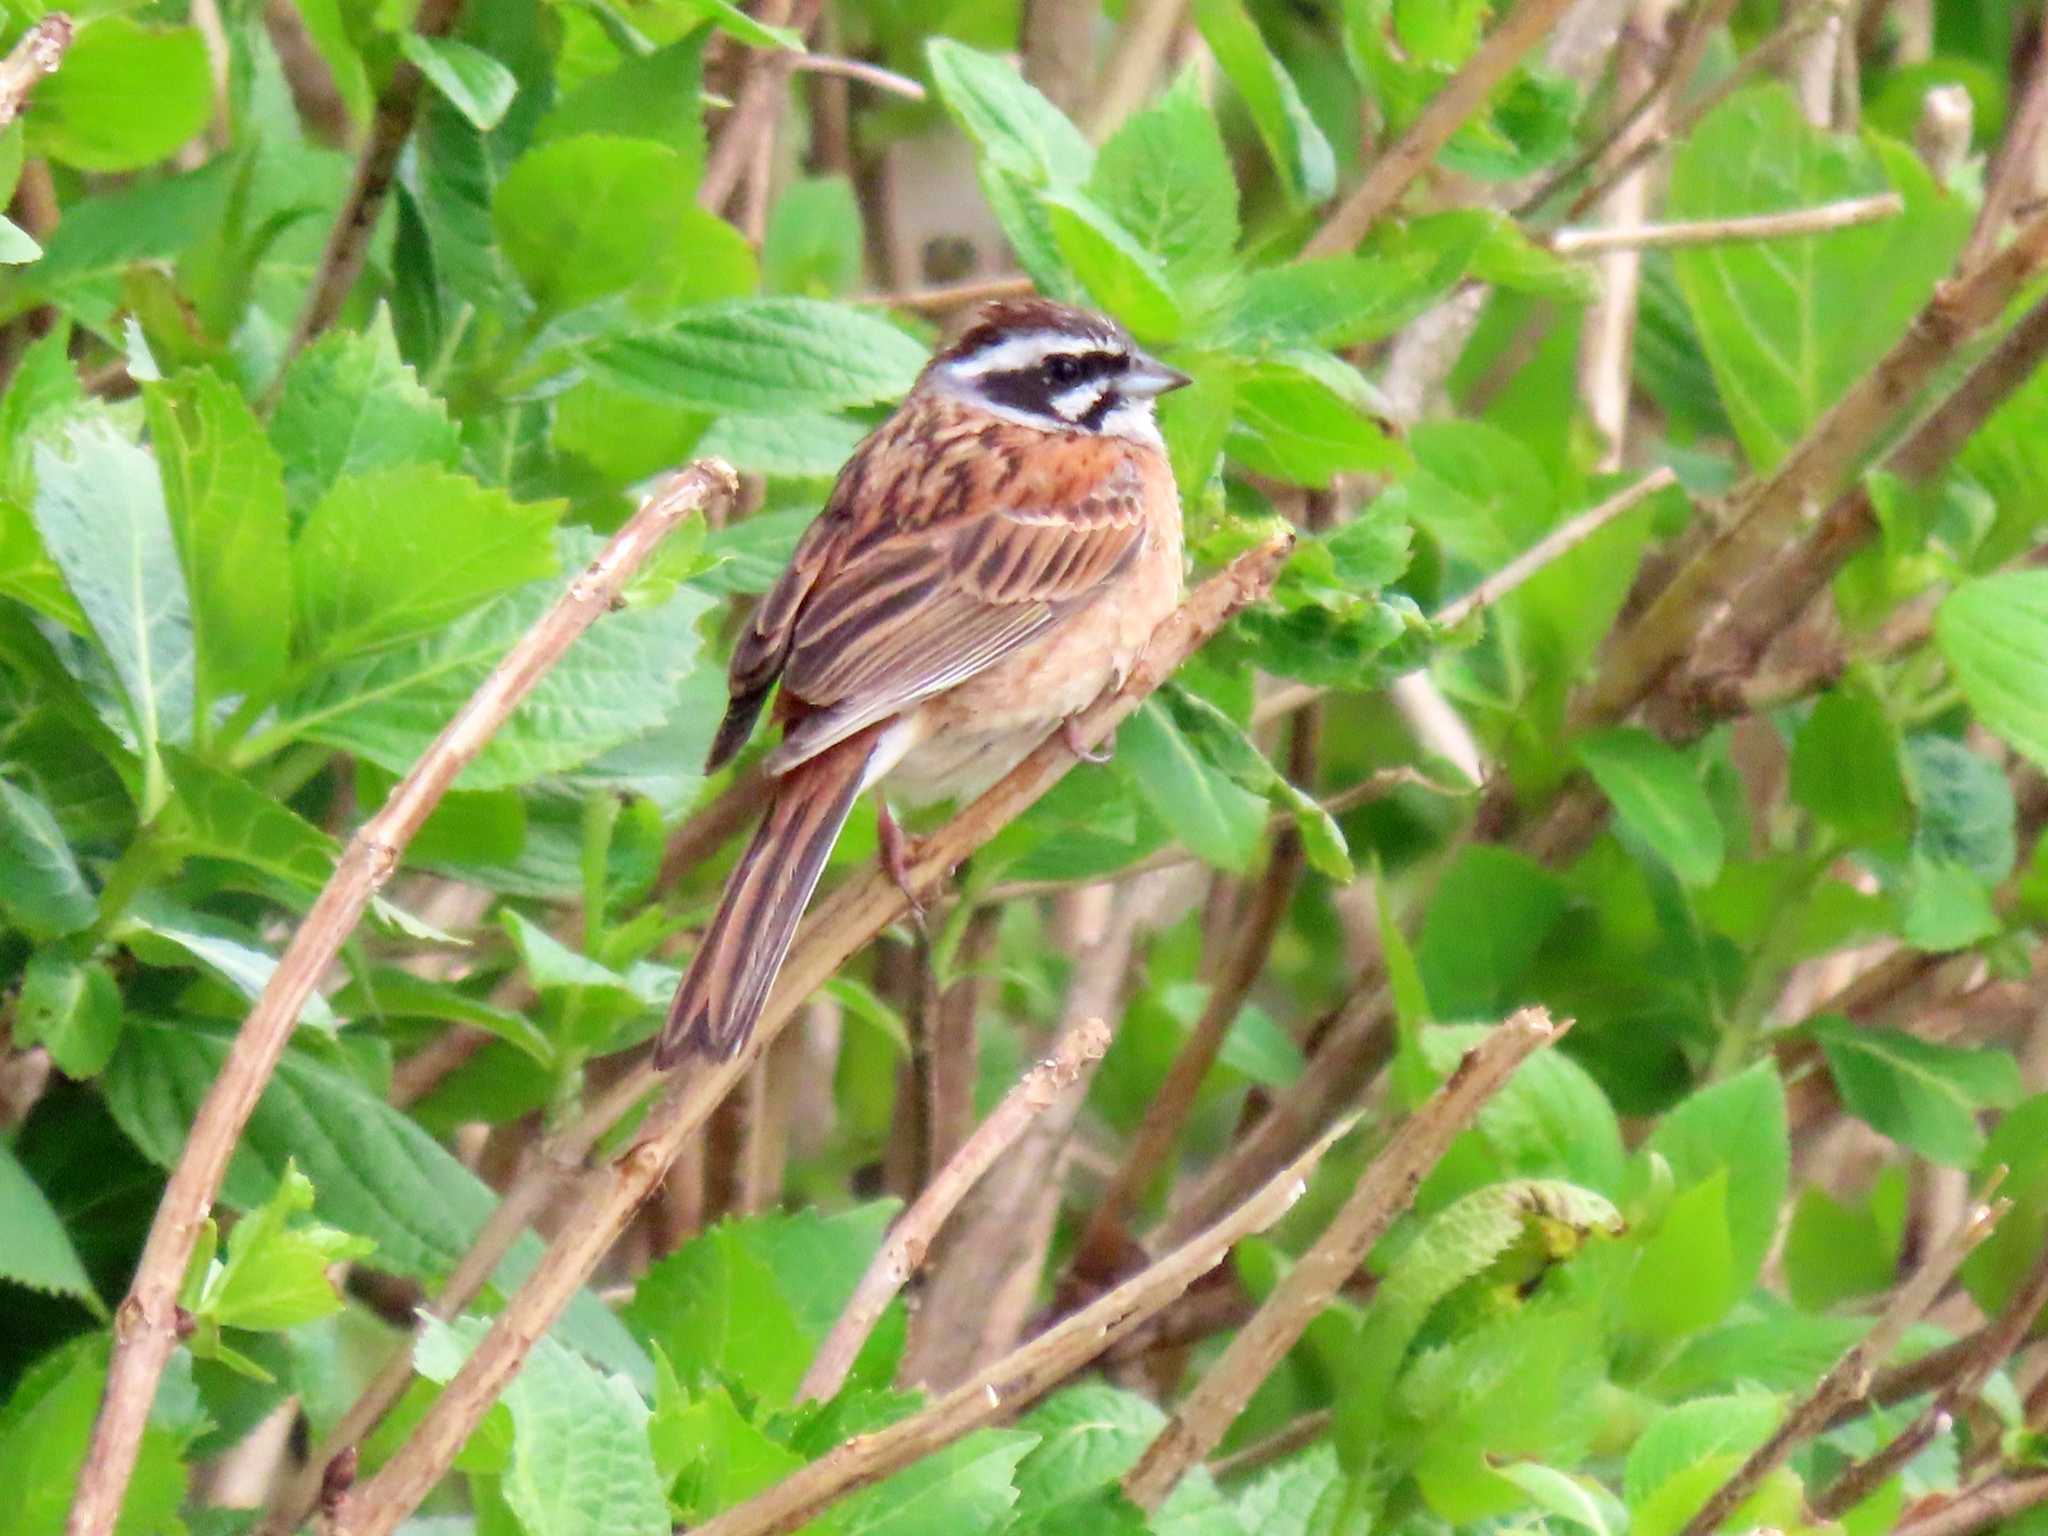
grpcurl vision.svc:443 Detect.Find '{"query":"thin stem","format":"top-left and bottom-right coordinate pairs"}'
top-left (784, 52), bottom-right (926, 99)
top-left (66, 463), bottom-right (738, 1536)
top-left (1959, 17), bottom-right (2048, 274)
top-left (0, 13), bottom-right (72, 128)
top-left (796, 1015), bottom-right (1112, 1403)
top-left (1548, 192), bottom-right (1902, 254)
top-left (1303, 0), bottom-right (1580, 258)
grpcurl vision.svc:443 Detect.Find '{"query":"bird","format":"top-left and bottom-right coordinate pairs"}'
top-left (656, 297), bottom-right (1190, 1066)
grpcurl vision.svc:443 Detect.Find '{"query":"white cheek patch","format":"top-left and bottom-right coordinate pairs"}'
top-left (1051, 381), bottom-right (1108, 421)
top-left (1098, 399), bottom-right (1164, 449)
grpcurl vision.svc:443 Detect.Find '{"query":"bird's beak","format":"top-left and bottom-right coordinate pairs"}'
top-left (1126, 353), bottom-right (1193, 397)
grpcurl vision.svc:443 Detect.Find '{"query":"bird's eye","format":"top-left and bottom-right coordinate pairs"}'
top-left (1045, 354), bottom-right (1081, 385)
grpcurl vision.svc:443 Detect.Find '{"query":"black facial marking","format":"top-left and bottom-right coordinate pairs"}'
top-left (978, 348), bottom-right (1130, 427)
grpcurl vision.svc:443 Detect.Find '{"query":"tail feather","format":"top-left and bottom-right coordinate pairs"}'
top-left (656, 729), bottom-right (875, 1065)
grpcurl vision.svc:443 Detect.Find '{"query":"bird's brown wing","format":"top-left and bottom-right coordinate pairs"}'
top-left (741, 416), bottom-right (1151, 773)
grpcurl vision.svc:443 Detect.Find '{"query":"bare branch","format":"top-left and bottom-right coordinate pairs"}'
top-left (1205, 1409), bottom-right (1333, 1482)
top-left (1303, 0), bottom-right (1581, 258)
top-left (66, 463), bottom-right (737, 1536)
top-left (1960, 18), bottom-right (2048, 273)
top-left (278, 0), bottom-right (464, 370)
top-left (865, 273), bottom-right (1039, 313)
top-left (1895, 1473), bottom-right (2048, 1536)
top-left (797, 1015), bottom-right (1112, 1404)
top-left (700, 0), bottom-right (824, 214)
top-left (1122, 1009), bottom-right (1570, 1510)
top-left (689, 1114), bottom-right (1361, 1536)
top-left (0, 12), bottom-right (72, 128)
top-left (328, 536), bottom-right (1296, 1536)
top-left (1814, 1237), bottom-right (2048, 1521)
top-left (784, 52), bottom-right (927, 99)
top-left (1081, 0), bottom-right (1185, 142)
top-left (1675, 1194), bottom-right (2007, 1536)
top-left (1550, 193), bottom-right (1902, 254)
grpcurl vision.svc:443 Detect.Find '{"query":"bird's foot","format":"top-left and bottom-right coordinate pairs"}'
top-left (1062, 715), bottom-right (1112, 764)
top-left (876, 801), bottom-right (927, 929)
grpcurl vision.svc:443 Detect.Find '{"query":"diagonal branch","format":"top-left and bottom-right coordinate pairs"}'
top-left (1122, 1008), bottom-right (1570, 1510)
top-left (1302, 0), bottom-right (1580, 258)
top-left (328, 534), bottom-right (1296, 1536)
top-left (65, 462), bottom-right (739, 1536)
top-left (796, 1014), bottom-right (1112, 1404)
top-left (0, 12), bottom-right (73, 127)
top-left (1548, 192), bottom-right (1902, 253)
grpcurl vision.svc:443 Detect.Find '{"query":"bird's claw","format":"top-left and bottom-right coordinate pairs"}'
top-left (1063, 716), bottom-right (1112, 764)
top-left (876, 801), bottom-right (927, 929)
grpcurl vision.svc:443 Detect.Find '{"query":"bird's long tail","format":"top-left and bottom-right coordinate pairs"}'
top-left (655, 728), bottom-right (877, 1065)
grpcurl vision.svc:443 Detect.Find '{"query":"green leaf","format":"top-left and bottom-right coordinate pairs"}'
top-left (1041, 190), bottom-right (1185, 341)
top-left (1668, 86), bottom-right (1971, 470)
top-left (1622, 1170), bottom-right (1738, 1341)
top-left (25, 19), bottom-right (211, 173)
top-left (0, 1143), bottom-right (99, 1310)
top-left (293, 466), bottom-right (561, 666)
top-left (925, 39), bottom-right (1092, 187)
top-left (1117, 697), bottom-right (1267, 872)
top-left (159, 748), bottom-right (337, 897)
top-left (143, 371), bottom-right (291, 708)
top-left (335, 967), bottom-right (555, 1068)
top-left (592, 299), bottom-right (929, 413)
top-left (1009, 1384), bottom-right (1164, 1518)
top-left (1574, 727), bottom-right (1724, 886)
top-left (1233, 1446), bottom-right (1342, 1536)
top-left (495, 135), bottom-right (698, 315)
top-left (539, 33), bottom-right (707, 173)
top-left (834, 1429), bottom-right (1036, 1536)
top-left (1228, 254), bottom-right (1461, 351)
top-left (1624, 1394), bottom-right (1781, 1533)
top-left (0, 778), bottom-right (94, 938)
top-left (763, 176), bottom-right (865, 298)
top-left (1908, 734), bottom-right (2017, 881)
top-left (664, 1381), bottom-right (805, 1521)
top-left (1789, 689), bottom-right (1911, 844)
top-left (677, 0), bottom-right (805, 51)
top-left (267, 315), bottom-right (462, 517)
top-left (1089, 77), bottom-right (1239, 280)
top-left (1193, 0), bottom-right (1335, 204)
top-left (0, 1334), bottom-right (188, 1536)
top-left (103, 1019), bottom-right (649, 1385)
top-left (1226, 357), bottom-right (1403, 486)
top-left (498, 1331), bottom-right (670, 1536)
top-left (623, 1203), bottom-right (896, 1406)
top-left (697, 411), bottom-right (869, 477)
top-left (1161, 686), bottom-right (1352, 881)
top-left (127, 895), bottom-right (337, 1030)
top-left (31, 419), bottom-right (194, 809)
top-left (1900, 852), bottom-right (2000, 951)
top-left (274, 535), bottom-right (714, 790)
top-left (400, 34), bottom-right (518, 131)
top-left (1641, 1061), bottom-right (1788, 1297)
top-left (1936, 571), bottom-right (2048, 772)
top-left (1784, 1178), bottom-right (1904, 1312)
top-left (1417, 847), bottom-right (1566, 1019)
top-left (1493, 1461), bottom-right (1622, 1536)
top-left (1415, 1024), bottom-right (1626, 1202)
top-left (1815, 1016), bottom-right (2022, 1166)
top-left (198, 1161), bottom-right (373, 1332)
top-left (15, 950), bottom-right (122, 1078)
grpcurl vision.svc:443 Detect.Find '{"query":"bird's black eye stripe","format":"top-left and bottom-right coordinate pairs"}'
top-left (1042, 349), bottom-right (1123, 386)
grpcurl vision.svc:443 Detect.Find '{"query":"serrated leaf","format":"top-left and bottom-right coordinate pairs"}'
top-left (127, 894), bottom-right (337, 1029)
top-left (1575, 727), bottom-right (1724, 886)
top-left (1041, 190), bottom-right (1185, 340)
top-left (499, 1332), bottom-right (670, 1536)
top-left (1089, 77), bottom-right (1238, 280)
top-left (336, 967), bottom-right (554, 1067)
top-left (273, 535), bottom-right (714, 790)
top-left (293, 465), bottom-right (561, 667)
top-left (1232, 1445), bottom-right (1342, 1536)
top-left (0, 1335), bottom-right (187, 1535)
top-left (925, 39), bottom-right (1091, 186)
top-left (1936, 570), bottom-right (2048, 772)
top-left (1815, 1016), bottom-right (2022, 1166)
top-left (15, 950), bottom-right (122, 1078)
top-left (1493, 1461), bottom-right (1622, 1536)
top-left (158, 748), bottom-right (337, 897)
top-left (199, 1161), bottom-right (373, 1331)
top-left (1193, 0), bottom-right (1334, 204)
top-left (401, 34), bottom-right (518, 131)
top-left (1642, 1061), bottom-right (1788, 1296)
top-left (834, 1429), bottom-right (1036, 1536)
top-left (1623, 1394), bottom-right (1781, 1521)
top-left (592, 299), bottom-right (928, 413)
top-left (0, 1143), bottom-right (99, 1310)
top-left (266, 315), bottom-right (463, 517)
top-left (0, 778), bottom-right (94, 938)
top-left (1669, 86), bottom-right (1970, 470)
top-left (102, 1019), bottom-right (650, 1385)
top-left (143, 370), bottom-right (291, 707)
top-left (1226, 358), bottom-right (1403, 487)
top-left (697, 410), bottom-right (869, 476)
top-left (1161, 686), bottom-right (1352, 880)
top-left (31, 418), bottom-right (195, 811)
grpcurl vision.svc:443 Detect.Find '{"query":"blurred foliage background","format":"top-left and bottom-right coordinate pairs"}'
top-left (4, 0), bottom-right (2048, 1532)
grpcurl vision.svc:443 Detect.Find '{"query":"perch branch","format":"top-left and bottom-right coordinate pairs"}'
top-left (796, 1015), bottom-right (1112, 1403)
top-left (1122, 1009), bottom-right (1570, 1509)
top-left (690, 1114), bottom-right (1360, 1536)
top-left (328, 535), bottom-right (1296, 1536)
top-left (0, 13), bottom-right (72, 127)
top-left (1675, 1193), bottom-right (2006, 1536)
top-left (68, 463), bottom-right (738, 1536)
top-left (1303, 0), bottom-right (1580, 257)
top-left (1894, 1474), bottom-right (2048, 1536)
top-left (1959, 18), bottom-right (2048, 274)
top-left (279, 0), bottom-right (464, 369)
top-left (1548, 193), bottom-right (1902, 254)
top-left (784, 52), bottom-right (926, 99)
